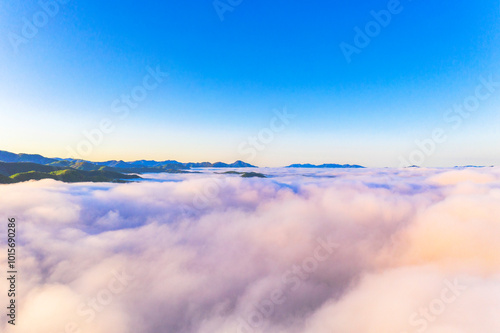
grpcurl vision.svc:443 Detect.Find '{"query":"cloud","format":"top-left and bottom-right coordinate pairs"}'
top-left (0, 168), bottom-right (499, 332)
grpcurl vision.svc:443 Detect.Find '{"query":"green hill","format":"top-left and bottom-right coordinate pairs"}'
top-left (218, 171), bottom-right (267, 178)
top-left (241, 172), bottom-right (266, 178)
top-left (0, 174), bottom-right (14, 184)
top-left (1, 167), bottom-right (141, 184)
top-left (50, 169), bottom-right (140, 182)
top-left (49, 160), bottom-right (109, 171)
top-left (10, 171), bottom-right (59, 182)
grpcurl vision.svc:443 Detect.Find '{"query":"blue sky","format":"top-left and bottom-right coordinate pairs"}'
top-left (0, 0), bottom-right (499, 167)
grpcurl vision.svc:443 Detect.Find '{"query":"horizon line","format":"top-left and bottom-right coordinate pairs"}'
top-left (0, 149), bottom-right (496, 169)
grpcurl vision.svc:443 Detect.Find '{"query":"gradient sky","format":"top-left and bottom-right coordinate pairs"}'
top-left (1, 0), bottom-right (499, 167)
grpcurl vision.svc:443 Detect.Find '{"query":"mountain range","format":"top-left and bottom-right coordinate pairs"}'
top-left (0, 150), bottom-right (256, 184)
top-left (0, 150), bottom-right (370, 184)
top-left (0, 150), bottom-right (255, 170)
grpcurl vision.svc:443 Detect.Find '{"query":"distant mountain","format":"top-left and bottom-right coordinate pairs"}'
top-left (228, 160), bottom-right (256, 168)
top-left (286, 163), bottom-right (365, 168)
top-left (453, 165), bottom-right (492, 168)
top-left (49, 160), bottom-right (189, 174)
top-left (50, 160), bottom-right (109, 171)
top-left (92, 160), bottom-right (185, 169)
top-left (0, 150), bottom-right (255, 170)
top-left (186, 160), bottom-right (255, 168)
top-left (0, 150), bottom-right (60, 165)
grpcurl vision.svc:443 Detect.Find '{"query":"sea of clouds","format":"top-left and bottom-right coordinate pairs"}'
top-left (1, 167), bottom-right (500, 333)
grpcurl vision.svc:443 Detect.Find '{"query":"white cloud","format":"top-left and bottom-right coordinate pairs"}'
top-left (1, 167), bottom-right (499, 333)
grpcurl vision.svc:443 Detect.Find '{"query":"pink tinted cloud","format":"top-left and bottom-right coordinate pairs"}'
top-left (0, 168), bottom-right (499, 332)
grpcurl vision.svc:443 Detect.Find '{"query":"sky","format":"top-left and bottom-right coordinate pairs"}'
top-left (0, 0), bottom-right (499, 167)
